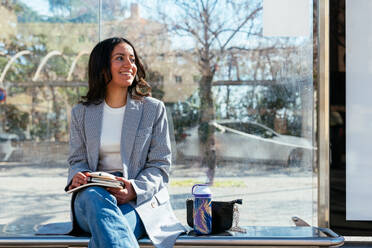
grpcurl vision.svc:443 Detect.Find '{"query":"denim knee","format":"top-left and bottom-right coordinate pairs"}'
top-left (75, 186), bottom-right (117, 211)
top-left (73, 186), bottom-right (140, 247)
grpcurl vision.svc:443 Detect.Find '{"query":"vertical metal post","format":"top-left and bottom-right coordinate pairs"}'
top-left (317, 0), bottom-right (330, 228)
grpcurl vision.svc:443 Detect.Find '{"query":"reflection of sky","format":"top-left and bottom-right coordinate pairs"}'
top-left (19, 0), bottom-right (154, 19)
top-left (18, 0), bottom-right (192, 48)
top-left (19, 0), bottom-right (51, 16)
top-left (17, 0), bottom-right (312, 51)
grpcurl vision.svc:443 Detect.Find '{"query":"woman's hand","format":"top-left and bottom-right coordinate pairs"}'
top-left (68, 172), bottom-right (90, 190)
top-left (107, 177), bottom-right (137, 205)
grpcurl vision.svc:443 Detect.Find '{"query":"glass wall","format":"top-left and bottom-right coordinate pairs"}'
top-left (0, 0), bottom-right (316, 235)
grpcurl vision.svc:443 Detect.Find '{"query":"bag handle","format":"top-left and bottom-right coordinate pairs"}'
top-left (231, 199), bottom-right (243, 205)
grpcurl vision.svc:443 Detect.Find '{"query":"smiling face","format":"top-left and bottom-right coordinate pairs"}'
top-left (108, 42), bottom-right (137, 90)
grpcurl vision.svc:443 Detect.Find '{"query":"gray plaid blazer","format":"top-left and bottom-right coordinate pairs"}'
top-left (66, 94), bottom-right (186, 248)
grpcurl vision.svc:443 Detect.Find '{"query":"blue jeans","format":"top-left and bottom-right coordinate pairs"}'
top-left (74, 185), bottom-right (146, 248)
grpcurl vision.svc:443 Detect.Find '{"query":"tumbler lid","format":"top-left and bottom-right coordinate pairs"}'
top-left (192, 184), bottom-right (212, 197)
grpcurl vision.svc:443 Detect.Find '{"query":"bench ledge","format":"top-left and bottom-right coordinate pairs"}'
top-left (0, 227), bottom-right (344, 247)
top-left (0, 234), bottom-right (344, 247)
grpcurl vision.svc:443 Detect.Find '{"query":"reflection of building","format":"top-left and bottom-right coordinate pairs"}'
top-left (0, 6), bottom-right (17, 40)
top-left (13, 3), bottom-right (199, 103)
top-left (101, 4), bottom-right (199, 103)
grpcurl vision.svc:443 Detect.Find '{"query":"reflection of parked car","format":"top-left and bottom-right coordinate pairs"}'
top-left (176, 120), bottom-right (314, 167)
top-left (0, 133), bottom-right (19, 161)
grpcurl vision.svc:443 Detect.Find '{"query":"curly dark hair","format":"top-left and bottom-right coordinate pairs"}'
top-left (80, 37), bottom-right (151, 105)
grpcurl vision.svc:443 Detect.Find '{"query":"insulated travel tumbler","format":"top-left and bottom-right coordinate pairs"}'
top-left (192, 184), bottom-right (212, 235)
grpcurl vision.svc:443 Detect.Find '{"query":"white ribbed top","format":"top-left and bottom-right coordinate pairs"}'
top-left (98, 101), bottom-right (127, 175)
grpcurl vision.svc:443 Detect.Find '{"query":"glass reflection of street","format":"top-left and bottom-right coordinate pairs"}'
top-left (0, 0), bottom-right (317, 236)
top-left (0, 159), bottom-right (315, 235)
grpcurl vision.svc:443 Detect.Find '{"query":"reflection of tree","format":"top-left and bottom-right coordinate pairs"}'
top-left (0, 30), bottom-right (86, 141)
top-left (146, 70), bottom-right (165, 100)
top-left (249, 84), bottom-right (302, 136)
top-left (1, 1), bottom-right (174, 143)
top-left (225, 52), bottom-right (239, 119)
top-left (0, 33), bottom-right (46, 139)
top-left (48, 0), bottom-right (127, 23)
top-left (36, 50), bottom-right (71, 141)
top-left (218, 41), bottom-right (312, 138)
top-left (2, 104), bottom-right (29, 139)
top-left (159, 0), bottom-right (262, 183)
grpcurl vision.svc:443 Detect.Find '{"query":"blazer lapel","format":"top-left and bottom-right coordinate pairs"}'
top-left (85, 102), bottom-right (104, 171)
top-left (121, 94), bottom-right (143, 166)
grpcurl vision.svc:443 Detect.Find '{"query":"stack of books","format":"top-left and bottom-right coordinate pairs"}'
top-left (67, 171), bottom-right (125, 193)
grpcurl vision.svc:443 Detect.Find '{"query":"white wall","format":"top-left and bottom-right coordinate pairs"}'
top-left (346, 0), bottom-right (372, 220)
